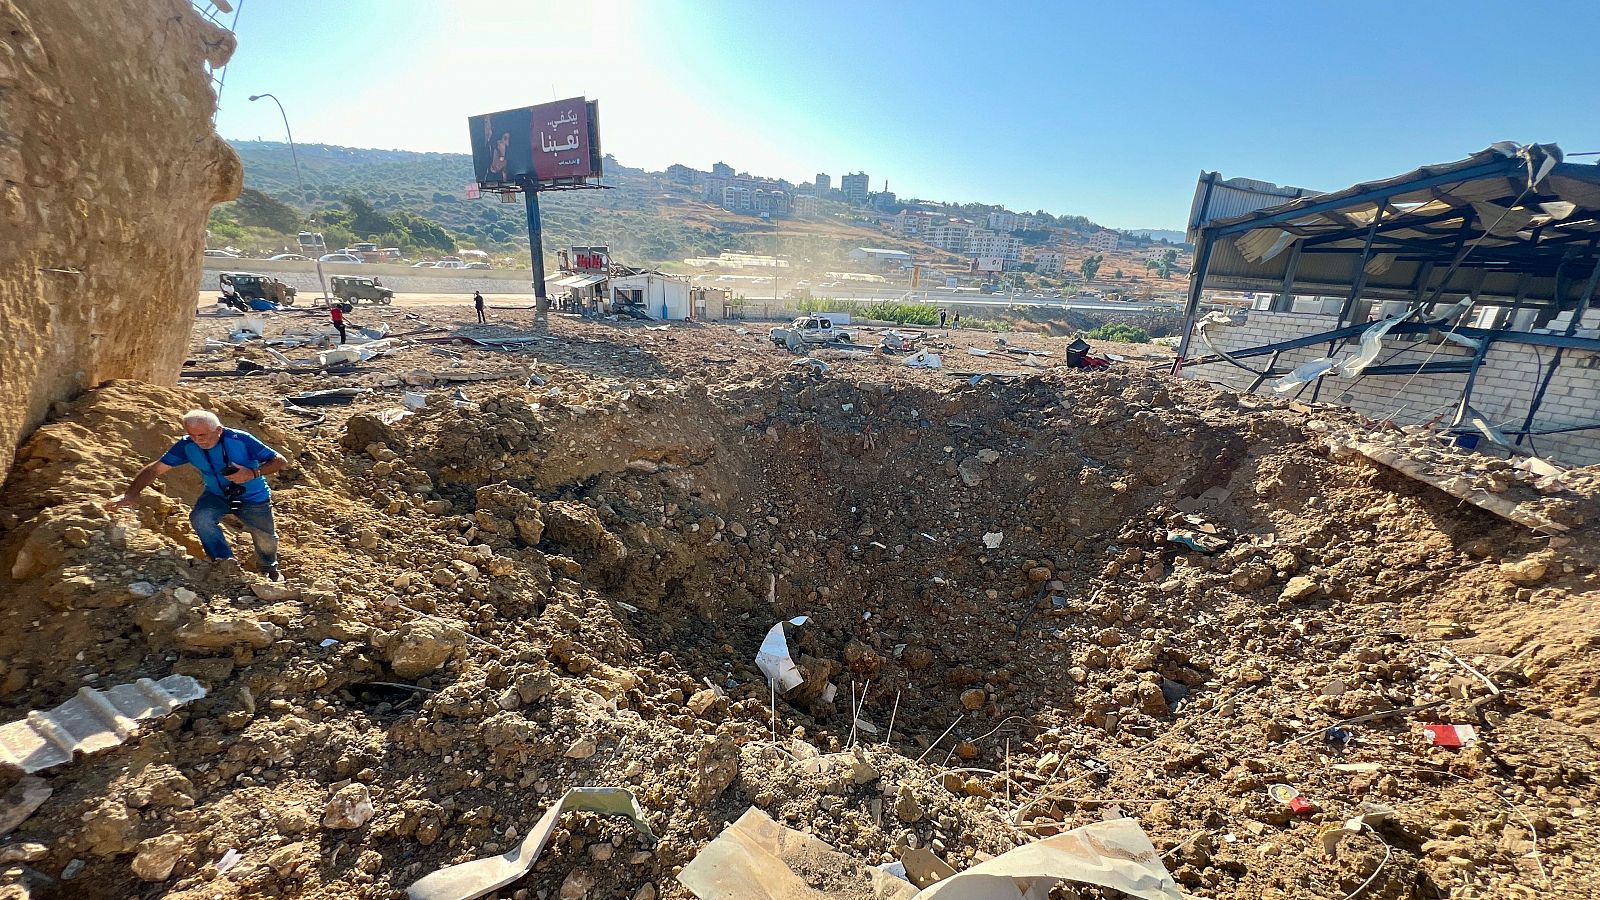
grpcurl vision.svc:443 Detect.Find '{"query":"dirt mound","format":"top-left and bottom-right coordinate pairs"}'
top-left (1, 313), bottom-right (1597, 900)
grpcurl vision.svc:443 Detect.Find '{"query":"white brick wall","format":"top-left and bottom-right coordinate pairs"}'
top-left (1183, 311), bottom-right (1600, 466)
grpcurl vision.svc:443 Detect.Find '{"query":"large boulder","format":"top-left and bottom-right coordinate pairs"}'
top-left (0, 0), bottom-right (242, 478)
top-left (387, 621), bottom-right (460, 678)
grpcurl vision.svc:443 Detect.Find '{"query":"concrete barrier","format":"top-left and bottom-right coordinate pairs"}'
top-left (200, 259), bottom-right (537, 297)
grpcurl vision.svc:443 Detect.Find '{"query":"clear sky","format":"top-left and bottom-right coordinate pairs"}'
top-left (214, 0), bottom-right (1600, 230)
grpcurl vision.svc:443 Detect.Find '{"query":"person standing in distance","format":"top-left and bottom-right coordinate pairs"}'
top-left (104, 410), bottom-right (288, 580)
top-left (330, 302), bottom-right (348, 344)
top-left (474, 290), bottom-right (487, 324)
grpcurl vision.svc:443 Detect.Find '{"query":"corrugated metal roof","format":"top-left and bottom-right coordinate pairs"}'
top-left (1188, 174), bottom-right (1318, 243)
top-left (1191, 144), bottom-right (1600, 307)
top-left (0, 675), bottom-right (206, 773)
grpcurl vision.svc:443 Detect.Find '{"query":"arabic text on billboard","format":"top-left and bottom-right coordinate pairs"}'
top-left (572, 246), bottom-right (609, 273)
top-left (469, 97), bottom-right (601, 188)
top-left (973, 256), bottom-right (1003, 273)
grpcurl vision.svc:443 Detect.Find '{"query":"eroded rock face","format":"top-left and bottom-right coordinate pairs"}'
top-left (0, 0), bottom-right (243, 476)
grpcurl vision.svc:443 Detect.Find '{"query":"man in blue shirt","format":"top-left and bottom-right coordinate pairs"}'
top-left (105, 410), bottom-right (288, 580)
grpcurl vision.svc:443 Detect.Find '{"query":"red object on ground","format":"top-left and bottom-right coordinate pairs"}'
top-left (1423, 723), bottom-right (1478, 747)
top-left (1288, 796), bottom-right (1315, 815)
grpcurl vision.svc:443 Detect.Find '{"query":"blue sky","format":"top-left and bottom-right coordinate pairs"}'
top-left (214, 0), bottom-right (1600, 230)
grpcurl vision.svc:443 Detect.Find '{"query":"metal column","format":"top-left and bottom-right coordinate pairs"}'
top-left (520, 176), bottom-right (549, 327)
top-left (1172, 231), bottom-right (1215, 375)
top-left (1518, 250), bottom-right (1600, 446)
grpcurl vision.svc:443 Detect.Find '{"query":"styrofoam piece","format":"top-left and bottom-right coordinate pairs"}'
top-left (755, 616), bottom-right (810, 693)
top-left (0, 675), bottom-right (206, 774)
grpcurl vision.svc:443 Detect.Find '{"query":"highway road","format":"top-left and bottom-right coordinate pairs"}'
top-left (797, 286), bottom-right (1182, 314)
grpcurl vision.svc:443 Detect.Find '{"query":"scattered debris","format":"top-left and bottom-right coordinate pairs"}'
top-left (681, 809), bottom-right (1184, 900)
top-left (0, 777), bottom-right (52, 837)
top-left (1267, 783), bottom-right (1316, 815)
top-left (677, 807), bottom-right (916, 900)
top-left (1423, 723), bottom-right (1479, 748)
top-left (406, 788), bottom-right (656, 900)
top-left (284, 387), bottom-right (367, 407)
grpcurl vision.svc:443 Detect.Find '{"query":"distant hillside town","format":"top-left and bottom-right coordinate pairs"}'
top-left (663, 158), bottom-right (1187, 277)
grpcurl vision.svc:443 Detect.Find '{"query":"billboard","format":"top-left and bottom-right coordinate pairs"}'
top-left (469, 97), bottom-right (603, 189)
top-left (571, 246), bottom-right (609, 273)
top-left (972, 256), bottom-right (1004, 274)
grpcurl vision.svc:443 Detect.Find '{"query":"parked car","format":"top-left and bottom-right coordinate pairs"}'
top-left (329, 275), bottom-right (394, 306)
top-left (433, 259), bottom-right (467, 269)
top-left (269, 253), bottom-right (308, 261)
top-left (464, 262), bottom-right (490, 270)
top-left (319, 253), bottom-right (362, 264)
top-left (204, 249), bottom-right (240, 258)
top-left (411, 261), bottom-right (436, 268)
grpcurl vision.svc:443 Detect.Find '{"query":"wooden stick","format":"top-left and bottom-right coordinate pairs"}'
top-left (916, 716), bottom-right (965, 764)
top-left (847, 681), bottom-right (859, 749)
top-left (1440, 646), bottom-right (1502, 696)
top-left (884, 689), bottom-right (902, 745)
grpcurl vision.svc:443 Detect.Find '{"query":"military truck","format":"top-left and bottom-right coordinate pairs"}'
top-left (330, 275), bottom-right (394, 306)
top-left (218, 272), bottom-right (297, 307)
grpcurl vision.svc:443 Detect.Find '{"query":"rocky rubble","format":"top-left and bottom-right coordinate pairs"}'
top-left (0, 310), bottom-right (1596, 899)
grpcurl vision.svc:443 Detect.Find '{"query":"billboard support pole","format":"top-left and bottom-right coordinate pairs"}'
top-left (519, 176), bottom-right (550, 328)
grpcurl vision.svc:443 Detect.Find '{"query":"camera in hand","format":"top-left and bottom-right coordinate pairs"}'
top-left (221, 464), bottom-right (247, 500)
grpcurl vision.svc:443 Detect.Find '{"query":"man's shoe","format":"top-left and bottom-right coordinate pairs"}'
top-left (262, 567), bottom-right (283, 582)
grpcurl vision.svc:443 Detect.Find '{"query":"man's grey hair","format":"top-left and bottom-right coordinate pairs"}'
top-left (181, 410), bottom-right (222, 429)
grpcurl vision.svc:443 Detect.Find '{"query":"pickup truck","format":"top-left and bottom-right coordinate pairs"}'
top-left (770, 316), bottom-right (857, 349)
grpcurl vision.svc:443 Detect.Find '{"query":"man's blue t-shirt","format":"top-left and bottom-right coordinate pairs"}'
top-left (159, 428), bottom-right (278, 503)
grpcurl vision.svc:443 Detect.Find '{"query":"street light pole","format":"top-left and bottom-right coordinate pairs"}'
top-left (249, 93), bottom-right (303, 190)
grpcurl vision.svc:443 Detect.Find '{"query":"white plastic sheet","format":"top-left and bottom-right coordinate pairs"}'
top-left (903, 349), bottom-right (943, 369)
top-left (1340, 317), bottom-right (1402, 377)
top-left (1272, 357), bottom-right (1336, 393)
top-left (755, 616), bottom-right (810, 693)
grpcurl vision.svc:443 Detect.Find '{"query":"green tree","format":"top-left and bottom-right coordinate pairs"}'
top-left (1080, 254), bottom-right (1105, 282)
top-left (343, 195), bottom-right (394, 237)
top-left (220, 188), bottom-right (301, 233)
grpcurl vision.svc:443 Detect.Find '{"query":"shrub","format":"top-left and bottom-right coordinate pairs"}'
top-left (1083, 323), bottom-right (1151, 343)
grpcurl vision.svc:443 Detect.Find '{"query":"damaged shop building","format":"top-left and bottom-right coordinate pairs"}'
top-left (543, 247), bottom-right (697, 320)
top-left (1178, 142), bottom-right (1600, 465)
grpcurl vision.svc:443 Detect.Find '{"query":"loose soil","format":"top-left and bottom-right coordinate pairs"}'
top-left (1, 304), bottom-right (1596, 900)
